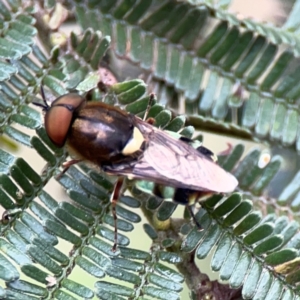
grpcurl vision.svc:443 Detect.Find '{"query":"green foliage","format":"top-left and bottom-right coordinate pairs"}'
top-left (1, 0), bottom-right (300, 299)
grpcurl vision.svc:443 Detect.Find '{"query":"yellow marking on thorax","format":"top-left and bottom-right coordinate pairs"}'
top-left (122, 127), bottom-right (144, 155)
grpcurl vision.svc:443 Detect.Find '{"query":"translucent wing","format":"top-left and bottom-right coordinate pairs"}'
top-left (106, 118), bottom-right (238, 193)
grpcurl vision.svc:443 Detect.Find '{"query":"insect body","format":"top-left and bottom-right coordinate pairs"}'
top-left (34, 89), bottom-right (238, 250)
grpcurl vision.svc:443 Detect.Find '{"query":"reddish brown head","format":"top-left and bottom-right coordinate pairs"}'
top-left (33, 87), bottom-right (86, 147)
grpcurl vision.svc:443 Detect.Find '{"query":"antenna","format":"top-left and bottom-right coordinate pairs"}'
top-left (32, 86), bottom-right (50, 111)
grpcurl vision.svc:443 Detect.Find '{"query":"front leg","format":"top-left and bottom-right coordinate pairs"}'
top-left (111, 177), bottom-right (125, 252)
top-left (56, 159), bottom-right (82, 179)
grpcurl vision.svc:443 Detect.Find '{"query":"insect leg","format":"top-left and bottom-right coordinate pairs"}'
top-left (111, 177), bottom-right (124, 251)
top-left (174, 188), bottom-right (212, 230)
top-left (40, 85), bottom-right (47, 104)
top-left (218, 142), bottom-right (233, 156)
top-left (173, 188), bottom-right (203, 229)
top-left (56, 159), bottom-right (82, 179)
top-left (151, 186), bottom-right (203, 230)
top-left (186, 205), bottom-right (203, 230)
top-left (143, 93), bottom-right (155, 122)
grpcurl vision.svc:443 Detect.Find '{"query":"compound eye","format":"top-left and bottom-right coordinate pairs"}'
top-left (52, 93), bottom-right (85, 110)
top-left (45, 105), bottom-right (73, 147)
top-left (44, 94), bottom-right (85, 147)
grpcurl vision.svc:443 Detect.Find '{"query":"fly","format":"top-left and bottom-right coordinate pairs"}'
top-left (34, 87), bottom-right (238, 251)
